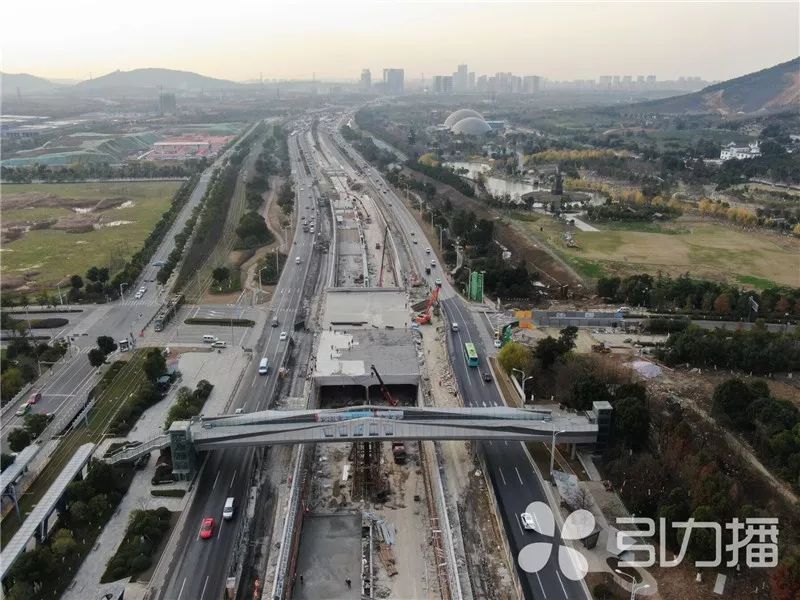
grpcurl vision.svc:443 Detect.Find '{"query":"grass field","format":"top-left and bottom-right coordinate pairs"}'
top-left (513, 213), bottom-right (800, 287)
top-left (0, 353), bottom-right (147, 547)
top-left (1, 182), bottom-right (181, 289)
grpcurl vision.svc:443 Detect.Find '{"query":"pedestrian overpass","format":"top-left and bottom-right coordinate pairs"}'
top-left (107, 405), bottom-right (602, 479)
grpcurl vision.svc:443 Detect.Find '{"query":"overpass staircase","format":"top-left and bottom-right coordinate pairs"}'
top-left (105, 434), bottom-right (170, 465)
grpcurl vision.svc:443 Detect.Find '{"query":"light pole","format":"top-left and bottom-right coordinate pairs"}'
top-left (614, 569), bottom-right (649, 600)
top-left (549, 429), bottom-right (567, 482)
top-left (119, 282), bottom-right (128, 300)
top-left (56, 282), bottom-right (64, 305)
top-left (511, 368), bottom-right (534, 402)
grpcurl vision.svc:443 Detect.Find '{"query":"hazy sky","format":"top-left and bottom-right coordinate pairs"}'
top-left (2, 1), bottom-right (798, 82)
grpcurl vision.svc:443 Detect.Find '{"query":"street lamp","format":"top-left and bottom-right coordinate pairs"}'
top-left (511, 368), bottom-right (534, 402)
top-left (549, 429), bottom-right (567, 482)
top-left (614, 569), bottom-right (649, 600)
top-left (119, 282), bottom-right (128, 300)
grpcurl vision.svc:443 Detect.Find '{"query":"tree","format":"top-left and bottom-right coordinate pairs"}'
top-left (8, 428), bottom-right (32, 452)
top-left (712, 378), bottom-right (754, 430)
top-left (8, 548), bottom-right (56, 593)
top-left (1, 453), bottom-right (16, 472)
top-left (69, 500), bottom-right (89, 524)
top-left (558, 326), bottom-right (578, 353)
top-left (212, 266), bottom-right (230, 284)
top-left (51, 529), bottom-right (78, 561)
top-left (143, 348), bottom-right (166, 382)
top-left (567, 374), bottom-right (612, 411)
top-left (24, 413), bottom-right (49, 439)
top-left (88, 493), bottom-right (111, 521)
top-left (496, 342), bottom-right (533, 375)
top-left (771, 554), bottom-right (800, 600)
top-left (534, 336), bottom-right (564, 370)
top-left (97, 336), bottom-right (117, 355)
top-left (69, 274), bottom-right (83, 291)
top-left (614, 395), bottom-right (650, 450)
top-left (235, 211), bottom-right (271, 247)
top-left (88, 348), bottom-right (106, 368)
top-left (596, 277), bottom-right (621, 300)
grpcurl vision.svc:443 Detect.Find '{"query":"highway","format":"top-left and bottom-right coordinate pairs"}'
top-left (159, 130), bottom-right (327, 600)
top-left (326, 116), bottom-right (589, 600)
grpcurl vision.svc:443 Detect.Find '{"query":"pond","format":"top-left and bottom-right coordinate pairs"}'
top-left (445, 161), bottom-right (536, 200)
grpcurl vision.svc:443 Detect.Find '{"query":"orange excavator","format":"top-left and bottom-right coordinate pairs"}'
top-left (415, 286), bottom-right (440, 325)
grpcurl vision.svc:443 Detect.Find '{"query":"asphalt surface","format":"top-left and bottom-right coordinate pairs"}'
top-left (159, 131), bottom-right (326, 600)
top-left (328, 118), bottom-right (588, 600)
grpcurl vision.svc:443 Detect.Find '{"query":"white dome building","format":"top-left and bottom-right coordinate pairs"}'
top-left (444, 108), bottom-right (484, 128)
top-left (450, 116), bottom-right (492, 136)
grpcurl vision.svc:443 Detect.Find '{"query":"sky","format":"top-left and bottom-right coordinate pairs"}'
top-left (2, 1), bottom-right (798, 83)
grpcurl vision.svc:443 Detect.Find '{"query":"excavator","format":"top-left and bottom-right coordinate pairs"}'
top-left (370, 364), bottom-right (398, 406)
top-left (415, 285), bottom-right (440, 325)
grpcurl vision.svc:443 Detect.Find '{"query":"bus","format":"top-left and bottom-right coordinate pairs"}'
top-left (464, 343), bottom-right (479, 367)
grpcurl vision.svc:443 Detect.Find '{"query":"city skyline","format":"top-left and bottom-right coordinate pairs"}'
top-left (2, 1), bottom-right (798, 82)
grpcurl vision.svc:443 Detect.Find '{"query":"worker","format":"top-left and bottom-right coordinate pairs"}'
top-left (345, 578), bottom-right (352, 589)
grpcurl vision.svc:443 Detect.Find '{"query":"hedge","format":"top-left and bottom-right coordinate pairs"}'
top-left (183, 318), bottom-right (254, 327)
top-left (151, 489), bottom-right (186, 498)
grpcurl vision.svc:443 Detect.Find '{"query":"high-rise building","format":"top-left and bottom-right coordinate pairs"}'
top-left (522, 75), bottom-right (541, 94)
top-left (476, 74), bottom-right (487, 91)
top-left (360, 69), bottom-right (371, 90)
top-left (382, 68), bottom-right (404, 95)
top-left (433, 75), bottom-right (453, 94)
top-left (646, 75), bottom-right (657, 84)
top-left (159, 92), bottom-right (176, 115)
top-left (454, 64), bottom-right (468, 91)
top-left (599, 76), bottom-right (613, 88)
top-left (468, 72), bottom-right (475, 90)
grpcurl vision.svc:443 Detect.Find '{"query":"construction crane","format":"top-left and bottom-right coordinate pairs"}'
top-left (377, 226), bottom-right (389, 287)
top-left (370, 364), bottom-right (398, 406)
top-left (415, 285), bottom-right (440, 325)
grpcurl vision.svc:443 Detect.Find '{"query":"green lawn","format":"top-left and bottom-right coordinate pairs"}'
top-left (512, 213), bottom-right (800, 287)
top-left (2, 182), bottom-right (181, 288)
top-left (0, 353), bottom-right (147, 547)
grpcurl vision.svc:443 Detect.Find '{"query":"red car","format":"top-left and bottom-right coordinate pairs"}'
top-left (28, 391), bottom-right (42, 405)
top-left (200, 517), bottom-right (215, 539)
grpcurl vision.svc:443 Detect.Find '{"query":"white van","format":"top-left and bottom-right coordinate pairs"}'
top-left (295, 257), bottom-right (301, 264)
top-left (259, 358), bottom-right (269, 375)
top-left (451, 323), bottom-right (459, 332)
top-left (223, 497), bottom-right (235, 520)
top-left (203, 335), bottom-right (217, 343)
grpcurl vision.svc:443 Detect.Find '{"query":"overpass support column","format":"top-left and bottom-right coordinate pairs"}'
top-left (169, 420), bottom-right (197, 481)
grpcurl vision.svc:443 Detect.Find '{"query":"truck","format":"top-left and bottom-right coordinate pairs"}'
top-left (391, 442), bottom-right (407, 464)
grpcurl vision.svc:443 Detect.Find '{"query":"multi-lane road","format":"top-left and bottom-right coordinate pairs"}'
top-left (328, 117), bottom-right (588, 600)
top-left (159, 131), bottom-right (327, 600)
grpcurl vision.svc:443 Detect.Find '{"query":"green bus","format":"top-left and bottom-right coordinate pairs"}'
top-left (464, 342), bottom-right (479, 367)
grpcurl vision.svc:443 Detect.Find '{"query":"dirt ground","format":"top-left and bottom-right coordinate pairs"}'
top-left (420, 318), bottom-right (515, 599)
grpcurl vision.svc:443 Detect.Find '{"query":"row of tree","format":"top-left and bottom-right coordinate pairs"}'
top-left (101, 507), bottom-right (172, 582)
top-left (164, 380), bottom-right (213, 429)
top-left (597, 272), bottom-right (800, 319)
top-left (0, 328), bottom-right (67, 405)
top-left (656, 325), bottom-right (800, 374)
top-left (0, 160), bottom-right (204, 184)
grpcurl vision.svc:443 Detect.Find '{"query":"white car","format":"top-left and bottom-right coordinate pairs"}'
top-left (211, 340), bottom-right (226, 348)
top-left (134, 292), bottom-right (143, 299)
top-left (279, 331), bottom-right (288, 341)
top-left (425, 247), bottom-right (431, 254)
top-left (494, 338), bottom-right (502, 348)
top-left (521, 512), bottom-right (535, 530)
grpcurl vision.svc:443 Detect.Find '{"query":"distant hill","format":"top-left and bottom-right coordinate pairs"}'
top-left (641, 58), bottom-right (799, 114)
top-left (74, 68), bottom-right (239, 91)
top-left (1, 72), bottom-right (60, 95)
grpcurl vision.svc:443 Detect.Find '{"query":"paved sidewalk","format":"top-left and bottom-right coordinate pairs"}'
top-left (63, 348), bottom-right (250, 597)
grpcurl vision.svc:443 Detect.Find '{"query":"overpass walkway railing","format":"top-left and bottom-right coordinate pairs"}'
top-left (105, 434), bottom-right (170, 464)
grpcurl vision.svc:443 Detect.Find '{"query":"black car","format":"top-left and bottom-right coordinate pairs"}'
top-left (482, 370), bottom-right (493, 382)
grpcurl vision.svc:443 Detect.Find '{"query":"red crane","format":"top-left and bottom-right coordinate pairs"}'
top-left (415, 285), bottom-right (440, 325)
top-left (370, 364), bottom-right (398, 406)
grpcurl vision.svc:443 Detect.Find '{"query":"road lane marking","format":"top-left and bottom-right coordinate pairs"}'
top-left (200, 575), bottom-right (210, 600)
top-left (230, 469), bottom-right (237, 488)
top-left (515, 466), bottom-right (524, 485)
top-left (212, 470), bottom-right (220, 490)
top-left (498, 467), bottom-right (507, 485)
top-left (177, 577), bottom-right (187, 600)
top-left (556, 571), bottom-right (569, 598)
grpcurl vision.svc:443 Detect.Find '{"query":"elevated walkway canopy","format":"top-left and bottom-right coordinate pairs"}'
top-left (0, 443), bottom-right (95, 584)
